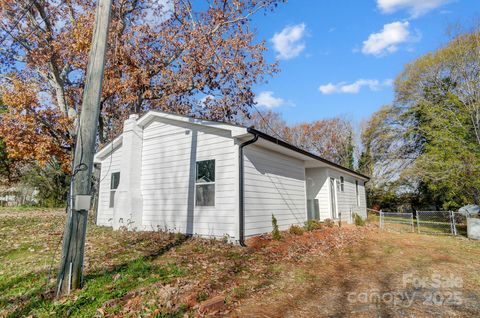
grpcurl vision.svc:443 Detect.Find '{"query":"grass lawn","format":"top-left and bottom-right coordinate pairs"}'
top-left (1, 208), bottom-right (479, 317)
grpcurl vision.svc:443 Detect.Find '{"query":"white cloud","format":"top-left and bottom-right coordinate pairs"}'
top-left (382, 78), bottom-right (394, 86)
top-left (377, 0), bottom-right (451, 17)
top-left (318, 79), bottom-right (392, 94)
top-left (254, 91), bottom-right (285, 108)
top-left (318, 83), bottom-right (339, 95)
top-left (142, 0), bottom-right (174, 27)
top-left (271, 23), bottom-right (307, 60)
top-left (362, 21), bottom-right (410, 56)
top-left (198, 95), bottom-right (215, 108)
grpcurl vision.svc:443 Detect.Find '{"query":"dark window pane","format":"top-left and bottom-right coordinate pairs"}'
top-left (109, 190), bottom-right (116, 208)
top-left (196, 160), bottom-right (215, 183)
top-left (195, 184), bottom-right (215, 206)
top-left (111, 172), bottom-right (120, 189)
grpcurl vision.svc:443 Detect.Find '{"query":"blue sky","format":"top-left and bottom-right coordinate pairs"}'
top-left (250, 0), bottom-right (479, 125)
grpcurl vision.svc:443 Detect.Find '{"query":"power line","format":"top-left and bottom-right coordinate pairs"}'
top-left (0, 0), bottom-right (37, 47)
top-left (251, 103), bottom-right (285, 140)
top-left (22, 0), bottom-right (67, 43)
top-left (0, 0), bottom-right (67, 48)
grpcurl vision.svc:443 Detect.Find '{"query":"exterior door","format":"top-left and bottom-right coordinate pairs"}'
top-left (329, 177), bottom-right (337, 219)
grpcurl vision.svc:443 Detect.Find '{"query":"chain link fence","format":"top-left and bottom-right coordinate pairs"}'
top-left (379, 212), bottom-right (415, 233)
top-left (416, 211), bottom-right (456, 235)
top-left (452, 212), bottom-right (468, 236)
top-left (377, 210), bottom-right (478, 238)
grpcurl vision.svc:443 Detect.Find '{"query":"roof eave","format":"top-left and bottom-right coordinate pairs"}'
top-left (136, 111), bottom-right (248, 137)
top-left (94, 135), bottom-right (123, 163)
top-left (246, 127), bottom-right (370, 181)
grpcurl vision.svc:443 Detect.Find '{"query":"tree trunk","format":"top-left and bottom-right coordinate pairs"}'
top-left (47, 61), bottom-right (69, 115)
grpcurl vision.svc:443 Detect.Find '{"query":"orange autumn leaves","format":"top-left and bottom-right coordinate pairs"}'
top-left (0, 79), bottom-right (73, 172)
top-left (0, 0), bottom-right (280, 174)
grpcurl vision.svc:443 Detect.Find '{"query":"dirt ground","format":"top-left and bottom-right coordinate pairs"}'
top-left (235, 231), bottom-right (480, 317)
top-left (1, 208), bottom-right (479, 317)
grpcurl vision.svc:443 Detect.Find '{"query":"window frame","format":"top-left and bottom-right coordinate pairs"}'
top-left (195, 159), bottom-right (216, 207)
top-left (340, 176), bottom-right (345, 192)
top-left (109, 172), bottom-right (120, 208)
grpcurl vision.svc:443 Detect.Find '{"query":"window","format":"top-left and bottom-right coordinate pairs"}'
top-left (355, 180), bottom-right (360, 206)
top-left (195, 160), bottom-right (215, 206)
top-left (340, 176), bottom-right (345, 192)
top-left (109, 172), bottom-right (120, 208)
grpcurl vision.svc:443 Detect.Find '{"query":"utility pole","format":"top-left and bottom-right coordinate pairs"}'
top-left (56, 0), bottom-right (112, 297)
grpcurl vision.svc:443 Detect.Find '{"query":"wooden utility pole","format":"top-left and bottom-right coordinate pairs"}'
top-left (56, 0), bottom-right (112, 296)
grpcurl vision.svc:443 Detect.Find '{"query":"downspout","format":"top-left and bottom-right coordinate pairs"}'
top-left (238, 133), bottom-right (259, 246)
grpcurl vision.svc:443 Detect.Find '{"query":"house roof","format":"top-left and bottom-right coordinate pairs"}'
top-left (247, 128), bottom-right (369, 180)
top-left (94, 110), bottom-right (369, 180)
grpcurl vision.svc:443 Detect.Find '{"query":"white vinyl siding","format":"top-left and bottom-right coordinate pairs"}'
top-left (95, 111), bottom-right (369, 239)
top-left (305, 168), bottom-right (331, 220)
top-left (326, 169), bottom-right (367, 219)
top-left (243, 145), bottom-right (306, 236)
top-left (357, 181), bottom-right (367, 218)
top-left (140, 120), bottom-right (237, 238)
top-left (97, 145), bottom-right (123, 226)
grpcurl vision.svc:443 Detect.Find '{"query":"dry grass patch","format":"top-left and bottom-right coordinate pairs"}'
top-left (235, 230), bottom-right (480, 317)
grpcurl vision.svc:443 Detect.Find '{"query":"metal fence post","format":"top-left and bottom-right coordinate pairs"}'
top-left (380, 210), bottom-right (383, 230)
top-left (449, 210), bottom-right (453, 235)
top-left (410, 213), bottom-right (414, 232)
top-left (450, 211), bottom-right (457, 236)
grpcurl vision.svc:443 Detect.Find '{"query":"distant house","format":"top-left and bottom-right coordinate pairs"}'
top-left (94, 111), bottom-right (368, 244)
top-left (0, 186), bottom-right (38, 207)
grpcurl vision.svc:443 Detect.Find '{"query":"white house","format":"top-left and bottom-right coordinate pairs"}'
top-left (94, 111), bottom-right (369, 244)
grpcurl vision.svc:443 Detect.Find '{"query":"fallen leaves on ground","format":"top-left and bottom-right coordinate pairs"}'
top-left (1, 208), bottom-right (479, 318)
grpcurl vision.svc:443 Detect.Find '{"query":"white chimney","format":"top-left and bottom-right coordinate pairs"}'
top-left (113, 114), bottom-right (143, 230)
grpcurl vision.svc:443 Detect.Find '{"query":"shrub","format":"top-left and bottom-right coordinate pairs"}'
top-left (289, 225), bottom-right (305, 235)
top-left (323, 219), bottom-right (335, 227)
top-left (304, 220), bottom-right (323, 231)
top-left (271, 214), bottom-right (281, 240)
top-left (21, 161), bottom-right (68, 207)
top-left (353, 213), bottom-right (366, 226)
